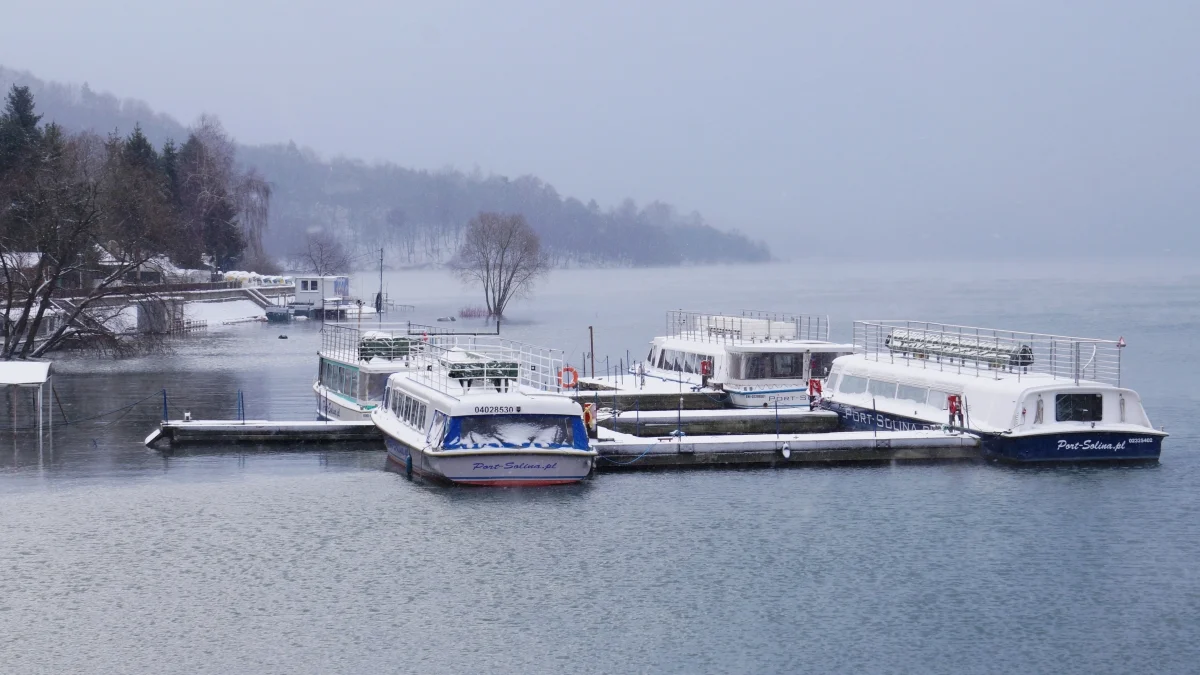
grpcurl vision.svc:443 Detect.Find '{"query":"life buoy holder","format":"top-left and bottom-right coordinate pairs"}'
top-left (558, 366), bottom-right (579, 389)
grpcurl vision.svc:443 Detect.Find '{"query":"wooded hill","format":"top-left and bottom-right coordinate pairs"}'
top-left (1, 66), bottom-right (770, 267)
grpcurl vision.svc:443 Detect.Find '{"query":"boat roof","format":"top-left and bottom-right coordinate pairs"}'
top-left (665, 309), bottom-right (831, 343)
top-left (833, 353), bottom-right (1125, 397)
top-left (852, 320), bottom-right (1126, 387)
top-left (389, 374), bottom-right (582, 417)
top-left (652, 335), bottom-right (853, 354)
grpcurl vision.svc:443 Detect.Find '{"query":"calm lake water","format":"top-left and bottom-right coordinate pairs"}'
top-left (2, 260), bottom-right (1198, 674)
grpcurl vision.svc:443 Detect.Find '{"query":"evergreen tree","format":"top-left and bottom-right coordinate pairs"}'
top-left (0, 85), bottom-right (43, 176)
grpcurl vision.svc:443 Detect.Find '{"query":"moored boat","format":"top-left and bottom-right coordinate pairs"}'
top-left (821, 321), bottom-right (1167, 462)
top-left (640, 310), bottom-right (854, 408)
top-left (314, 321), bottom-right (498, 421)
top-left (372, 337), bottom-right (597, 486)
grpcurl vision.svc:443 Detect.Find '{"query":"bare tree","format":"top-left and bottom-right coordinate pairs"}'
top-left (451, 212), bottom-right (549, 317)
top-left (297, 230), bottom-right (351, 275)
top-left (1, 129), bottom-right (171, 359)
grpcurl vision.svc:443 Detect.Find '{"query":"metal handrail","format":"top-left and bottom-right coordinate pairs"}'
top-left (665, 310), bottom-right (830, 344)
top-left (852, 320), bottom-right (1123, 386)
top-left (404, 336), bottom-right (566, 398)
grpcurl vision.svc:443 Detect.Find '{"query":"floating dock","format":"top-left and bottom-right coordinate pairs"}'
top-left (592, 428), bottom-right (981, 470)
top-left (573, 389), bottom-right (727, 412)
top-left (600, 407), bottom-right (838, 436)
top-left (145, 419), bottom-right (382, 448)
top-left (142, 418), bottom-right (981, 471)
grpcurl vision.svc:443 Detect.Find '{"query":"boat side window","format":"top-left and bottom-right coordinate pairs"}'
top-left (868, 379), bottom-right (896, 399)
top-left (809, 352), bottom-right (840, 379)
top-left (684, 352), bottom-right (698, 374)
top-left (771, 353), bottom-right (803, 379)
top-left (1056, 393), bottom-right (1103, 422)
top-left (745, 354), bottom-right (768, 379)
top-left (657, 350), bottom-right (668, 369)
top-left (896, 384), bottom-right (928, 405)
top-left (365, 373), bottom-right (388, 401)
top-left (727, 353), bottom-right (743, 379)
top-left (839, 375), bottom-right (868, 394)
top-left (402, 396), bottom-right (412, 422)
top-left (930, 390), bottom-right (953, 410)
top-left (428, 411), bottom-right (448, 445)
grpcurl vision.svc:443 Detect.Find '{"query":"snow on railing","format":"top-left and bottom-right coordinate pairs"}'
top-left (404, 336), bottom-right (566, 398)
top-left (665, 310), bottom-right (829, 344)
top-left (853, 320), bottom-right (1124, 386)
top-left (320, 321), bottom-right (499, 363)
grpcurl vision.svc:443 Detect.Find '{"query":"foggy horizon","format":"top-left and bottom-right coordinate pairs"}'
top-left (2, 0), bottom-right (1198, 257)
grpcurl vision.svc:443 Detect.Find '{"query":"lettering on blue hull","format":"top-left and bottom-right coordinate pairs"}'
top-left (471, 461), bottom-right (559, 471)
top-left (824, 403), bottom-right (937, 432)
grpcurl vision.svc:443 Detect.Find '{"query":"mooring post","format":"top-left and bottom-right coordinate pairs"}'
top-left (161, 389), bottom-right (168, 422)
top-left (872, 397), bottom-right (877, 438)
top-left (775, 400), bottom-right (780, 438)
top-left (677, 396), bottom-right (683, 437)
top-left (636, 398), bottom-right (640, 436)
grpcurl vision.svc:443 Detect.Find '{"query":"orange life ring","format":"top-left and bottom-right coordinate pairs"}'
top-left (558, 366), bottom-right (579, 389)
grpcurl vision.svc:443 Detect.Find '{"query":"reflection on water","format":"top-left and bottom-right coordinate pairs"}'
top-left (1, 261), bottom-right (1198, 673)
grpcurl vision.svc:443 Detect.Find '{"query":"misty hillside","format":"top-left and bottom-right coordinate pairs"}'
top-left (0, 66), bottom-right (769, 267)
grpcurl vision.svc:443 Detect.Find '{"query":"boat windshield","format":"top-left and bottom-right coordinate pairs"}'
top-left (728, 352), bottom-right (805, 379)
top-left (445, 414), bottom-right (577, 449)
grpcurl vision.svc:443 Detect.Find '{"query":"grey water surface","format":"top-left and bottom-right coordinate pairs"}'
top-left (2, 261), bottom-right (1198, 674)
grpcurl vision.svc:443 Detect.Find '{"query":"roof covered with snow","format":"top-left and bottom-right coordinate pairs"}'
top-left (0, 360), bottom-right (52, 386)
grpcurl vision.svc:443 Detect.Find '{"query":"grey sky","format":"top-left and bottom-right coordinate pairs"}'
top-left (3, 1), bottom-right (1198, 253)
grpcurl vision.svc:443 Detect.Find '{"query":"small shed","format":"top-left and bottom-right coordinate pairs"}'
top-left (294, 275), bottom-right (350, 311)
top-left (0, 360), bottom-right (53, 435)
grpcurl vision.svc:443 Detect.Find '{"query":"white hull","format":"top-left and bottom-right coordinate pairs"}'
top-left (726, 386), bottom-right (811, 409)
top-left (314, 384), bottom-right (373, 421)
top-left (385, 437), bottom-right (594, 486)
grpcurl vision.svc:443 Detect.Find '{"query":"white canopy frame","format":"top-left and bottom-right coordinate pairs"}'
top-left (1, 360), bottom-right (53, 441)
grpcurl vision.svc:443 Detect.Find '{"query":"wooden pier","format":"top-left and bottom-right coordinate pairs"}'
top-left (142, 419), bottom-right (982, 472)
top-left (592, 429), bottom-right (981, 470)
top-left (600, 407), bottom-right (839, 436)
top-left (572, 389), bottom-right (728, 412)
top-left (145, 419), bottom-right (381, 448)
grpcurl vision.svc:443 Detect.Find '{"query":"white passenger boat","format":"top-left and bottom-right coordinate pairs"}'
top-left (314, 323), bottom-right (423, 421)
top-left (640, 311), bottom-right (854, 408)
top-left (372, 337), bottom-right (597, 486)
top-left (821, 321), bottom-right (1167, 462)
top-left (314, 322), bottom-right (495, 421)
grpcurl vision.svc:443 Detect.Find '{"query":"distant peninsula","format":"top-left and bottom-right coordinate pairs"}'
top-left (0, 65), bottom-right (770, 268)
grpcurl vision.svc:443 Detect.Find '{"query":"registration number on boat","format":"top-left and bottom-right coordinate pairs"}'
top-left (474, 406), bottom-right (518, 414)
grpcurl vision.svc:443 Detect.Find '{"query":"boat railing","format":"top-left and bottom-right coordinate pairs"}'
top-left (853, 320), bottom-right (1123, 386)
top-left (738, 310), bottom-right (830, 341)
top-left (320, 321), bottom-right (501, 363)
top-left (404, 336), bottom-right (567, 397)
top-left (665, 310), bottom-right (830, 344)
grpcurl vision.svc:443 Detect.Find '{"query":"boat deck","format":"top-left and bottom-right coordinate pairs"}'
top-left (146, 419), bottom-right (381, 447)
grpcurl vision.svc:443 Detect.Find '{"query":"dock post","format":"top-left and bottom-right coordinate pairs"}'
top-left (636, 399), bottom-right (640, 436)
top-left (161, 389), bottom-right (168, 422)
top-left (677, 396), bottom-right (683, 437)
top-left (775, 400), bottom-right (779, 438)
